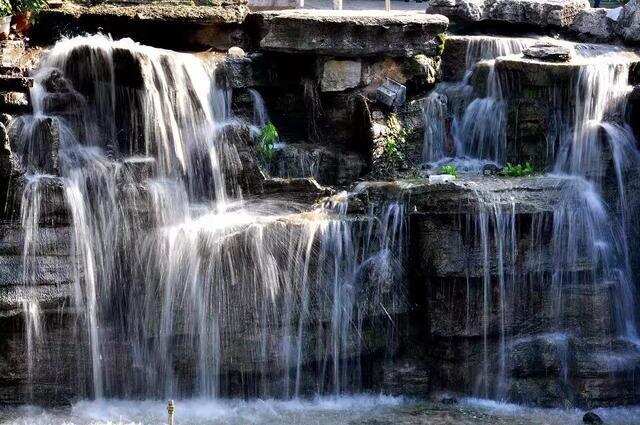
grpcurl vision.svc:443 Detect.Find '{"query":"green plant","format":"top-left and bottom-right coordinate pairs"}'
top-left (0, 0), bottom-right (12, 16)
top-left (436, 33), bottom-right (447, 56)
top-left (10, 0), bottom-right (47, 14)
top-left (258, 121), bottom-right (278, 163)
top-left (500, 162), bottom-right (535, 177)
top-left (439, 164), bottom-right (459, 178)
top-left (382, 114), bottom-right (407, 164)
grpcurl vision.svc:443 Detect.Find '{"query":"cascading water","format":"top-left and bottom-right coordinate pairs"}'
top-left (422, 36), bottom-right (535, 165)
top-left (13, 34), bottom-right (406, 401)
top-left (425, 37), bottom-right (640, 401)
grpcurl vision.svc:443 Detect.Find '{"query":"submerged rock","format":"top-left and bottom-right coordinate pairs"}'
top-left (583, 411), bottom-right (604, 424)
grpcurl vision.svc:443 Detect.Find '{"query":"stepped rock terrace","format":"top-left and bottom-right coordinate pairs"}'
top-left (1, 1), bottom-right (640, 423)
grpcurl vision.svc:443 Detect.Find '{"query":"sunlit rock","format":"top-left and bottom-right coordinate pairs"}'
top-left (259, 10), bottom-right (448, 57)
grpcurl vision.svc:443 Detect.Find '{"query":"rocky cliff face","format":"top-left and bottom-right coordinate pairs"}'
top-left (1, 6), bottom-right (639, 410)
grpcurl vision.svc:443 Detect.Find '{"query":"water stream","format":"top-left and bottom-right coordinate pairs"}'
top-left (423, 36), bottom-right (640, 400)
top-left (5, 28), bottom-right (640, 422)
top-left (12, 35), bottom-right (407, 402)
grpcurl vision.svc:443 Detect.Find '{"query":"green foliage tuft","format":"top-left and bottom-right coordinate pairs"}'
top-left (439, 164), bottom-right (458, 178)
top-left (382, 114), bottom-right (408, 164)
top-left (258, 121), bottom-right (278, 163)
top-left (436, 33), bottom-right (447, 56)
top-left (500, 162), bottom-right (535, 177)
top-left (0, 0), bottom-right (11, 16)
top-left (10, 0), bottom-right (47, 13)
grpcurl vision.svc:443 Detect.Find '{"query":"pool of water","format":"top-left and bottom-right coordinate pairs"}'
top-left (2, 395), bottom-right (640, 425)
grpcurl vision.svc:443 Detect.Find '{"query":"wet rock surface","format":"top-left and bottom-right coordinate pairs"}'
top-left (523, 43), bottom-right (572, 62)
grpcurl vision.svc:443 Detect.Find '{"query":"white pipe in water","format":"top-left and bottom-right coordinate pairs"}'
top-left (333, 0), bottom-right (342, 10)
top-left (385, 0), bottom-right (390, 11)
top-left (167, 400), bottom-right (175, 425)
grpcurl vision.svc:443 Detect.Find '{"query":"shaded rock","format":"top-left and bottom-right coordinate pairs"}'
top-left (523, 43), bottom-right (572, 62)
top-left (261, 177), bottom-right (334, 203)
top-left (270, 143), bottom-right (367, 186)
top-left (220, 54), bottom-right (270, 89)
top-left (583, 411), bottom-right (604, 424)
top-left (33, 2), bottom-right (250, 50)
top-left (9, 116), bottom-right (60, 174)
top-left (320, 59), bottom-right (362, 92)
top-left (259, 10), bottom-right (449, 57)
top-left (440, 396), bottom-right (458, 405)
top-left (362, 55), bottom-right (441, 93)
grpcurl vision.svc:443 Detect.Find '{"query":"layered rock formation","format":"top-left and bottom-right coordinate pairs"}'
top-left (1, 3), bottom-right (640, 412)
top-left (426, 0), bottom-right (590, 29)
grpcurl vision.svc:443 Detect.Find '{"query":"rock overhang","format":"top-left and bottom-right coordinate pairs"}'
top-left (257, 10), bottom-right (449, 57)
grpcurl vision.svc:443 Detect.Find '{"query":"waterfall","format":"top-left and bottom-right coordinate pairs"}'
top-left (551, 52), bottom-right (640, 343)
top-left (439, 42), bottom-right (640, 400)
top-left (13, 34), bottom-right (407, 400)
top-left (422, 36), bottom-right (534, 165)
top-left (248, 88), bottom-right (270, 129)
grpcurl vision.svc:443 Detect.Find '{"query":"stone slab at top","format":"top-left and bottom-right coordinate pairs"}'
top-left (39, 2), bottom-right (249, 25)
top-left (426, 0), bottom-right (590, 29)
top-left (258, 10), bottom-right (449, 57)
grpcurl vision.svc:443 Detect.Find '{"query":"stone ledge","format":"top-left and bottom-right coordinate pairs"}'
top-left (33, 3), bottom-right (250, 50)
top-left (354, 175), bottom-right (574, 214)
top-left (427, 0), bottom-right (590, 29)
top-left (38, 2), bottom-right (249, 25)
top-left (258, 10), bottom-right (449, 57)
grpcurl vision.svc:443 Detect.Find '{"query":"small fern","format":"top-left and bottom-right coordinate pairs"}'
top-left (500, 162), bottom-right (535, 177)
top-left (258, 121), bottom-right (278, 163)
top-left (439, 164), bottom-right (459, 177)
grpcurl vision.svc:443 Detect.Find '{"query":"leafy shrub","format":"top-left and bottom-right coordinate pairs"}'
top-left (0, 0), bottom-right (11, 16)
top-left (258, 121), bottom-right (278, 163)
top-left (439, 164), bottom-right (459, 177)
top-left (382, 114), bottom-right (407, 164)
top-left (10, 0), bottom-right (47, 13)
top-left (500, 162), bottom-right (535, 177)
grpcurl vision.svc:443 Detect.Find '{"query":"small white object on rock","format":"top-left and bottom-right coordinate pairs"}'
top-left (429, 174), bottom-right (456, 184)
top-left (227, 46), bottom-right (246, 59)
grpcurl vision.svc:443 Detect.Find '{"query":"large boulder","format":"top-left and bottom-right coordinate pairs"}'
top-left (570, 8), bottom-right (616, 42)
top-left (426, 0), bottom-right (487, 21)
top-left (617, 0), bottom-right (640, 44)
top-left (258, 10), bottom-right (449, 57)
top-left (426, 0), bottom-right (590, 29)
